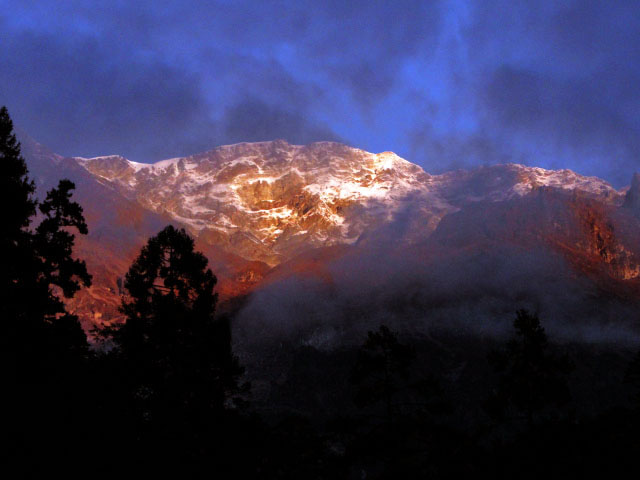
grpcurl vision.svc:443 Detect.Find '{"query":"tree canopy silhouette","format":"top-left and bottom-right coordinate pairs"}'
top-left (1, 106), bottom-right (35, 293)
top-left (1, 105), bottom-right (92, 472)
top-left (351, 325), bottom-right (416, 425)
top-left (1, 105), bottom-right (91, 366)
top-left (487, 309), bottom-right (573, 425)
top-left (106, 225), bottom-right (244, 446)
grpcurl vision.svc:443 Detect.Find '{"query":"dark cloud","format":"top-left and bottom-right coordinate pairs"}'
top-left (457, 0), bottom-right (640, 186)
top-left (0, 14), bottom-right (341, 161)
top-left (222, 97), bottom-right (341, 145)
top-left (480, 65), bottom-right (640, 185)
top-left (409, 124), bottom-right (522, 174)
top-left (310, 0), bottom-right (442, 109)
top-left (2, 0), bottom-right (640, 183)
top-left (0, 26), bottom-right (218, 161)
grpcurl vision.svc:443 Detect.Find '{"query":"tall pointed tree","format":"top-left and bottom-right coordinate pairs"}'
top-left (487, 310), bottom-right (573, 425)
top-left (107, 225), bottom-right (244, 442)
top-left (1, 106), bottom-right (91, 361)
top-left (1, 106), bottom-right (36, 321)
top-left (1, 106), bottom-right (92, 472)
top-left (351, 325), bottom-right (415, 425)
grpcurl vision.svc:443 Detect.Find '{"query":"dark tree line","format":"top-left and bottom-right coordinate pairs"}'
top-left (99, 225), bottom-right (249, 472)
top-left (1, 106), bottom-right (250, 474)
top-left (486, 309), bottom-right (573, 426)
top-left (3, 104), bottom-right (640, 478)
top-left (2, 106), bottom-right (93, 472)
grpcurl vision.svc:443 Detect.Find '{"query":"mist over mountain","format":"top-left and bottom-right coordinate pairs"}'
top-left (18, 134), bottom-right (640, 347)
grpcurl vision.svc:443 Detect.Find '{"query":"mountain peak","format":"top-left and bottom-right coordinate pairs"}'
top-left (18, 136), bottom-right (640, 332)
top-left (60, 140), bottom-right (632, 267)
top-left (70, 141), bottom-right (437, 264)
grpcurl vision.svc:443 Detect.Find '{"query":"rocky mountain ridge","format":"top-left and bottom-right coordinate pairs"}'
top-left (73, 140), bottom-right (624, 266)
top-left (18, 137), bottom-right (640, 332)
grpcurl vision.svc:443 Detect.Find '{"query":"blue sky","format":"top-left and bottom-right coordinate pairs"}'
top-left (1, 0), bottom-right (639, 186)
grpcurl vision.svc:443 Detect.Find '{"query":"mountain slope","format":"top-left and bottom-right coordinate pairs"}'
top-left (20, 136), bottom-right (270, 330)
top-left (74, 141), bottom-right (443, 265)
top-left (18, 137), bottom-right (640, 334)
top-left (73, 140), bottom-right (624, 264)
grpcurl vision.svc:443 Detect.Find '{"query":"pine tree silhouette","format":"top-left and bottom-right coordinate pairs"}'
top-left (104, 225), bottom-right (245, 466)
top-left (1, 106), bottom-right (36, 341)
top-left (351, 325), bottom-right (415, 425)
top-left (1, 106), bottom-right (92, 473)
top-left (487, 310), bottom-right (573, 426)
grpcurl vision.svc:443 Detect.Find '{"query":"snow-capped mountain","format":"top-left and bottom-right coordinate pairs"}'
top-left (72, 140), bottom-right (624, 266)
top-left (73, 141), bottom-right (437, 265)
top-left (19, 137), bottom-right (640, 331)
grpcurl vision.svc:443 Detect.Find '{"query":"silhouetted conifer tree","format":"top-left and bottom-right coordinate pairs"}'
top-left (1, 106), bottom-right (92, 472)
top-left (1, 105), bottom-right (91, 351)
top-left (105, 225), bottom-right (244, 464)
top-left (487, 310), bottom-right (572, 426)
top-left (348, 325), bottom-right (455, 478)
top-left (1, 106), bottom-right (36, 333)
top-left (351, 325), bottom-right (415, 425)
